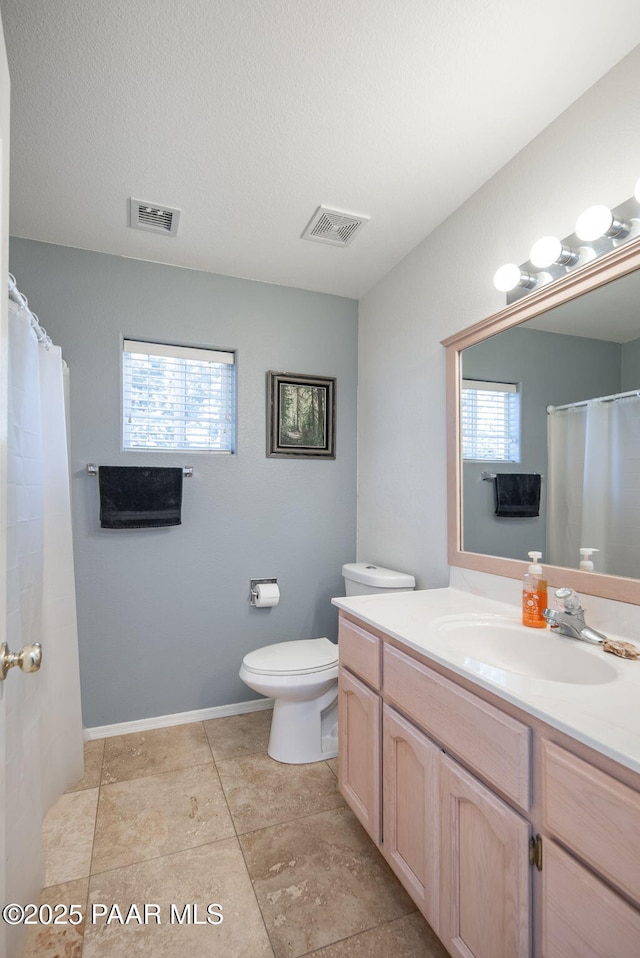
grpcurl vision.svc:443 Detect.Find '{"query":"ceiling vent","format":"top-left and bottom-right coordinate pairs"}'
top-left (301, 206), bottom-right (369, 247)
top-left (129, 198), bottom-right (181, 237)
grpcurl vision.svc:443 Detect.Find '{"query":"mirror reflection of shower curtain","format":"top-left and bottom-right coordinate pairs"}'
top-left (547, 396), bottom-right (640, 577)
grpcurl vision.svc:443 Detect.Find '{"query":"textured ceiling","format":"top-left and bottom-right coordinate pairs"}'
top-left (3, 0), bottom-right (640, 299)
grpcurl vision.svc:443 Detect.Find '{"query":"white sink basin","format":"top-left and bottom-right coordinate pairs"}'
top-left (431, 613), bottom-right (619, 686)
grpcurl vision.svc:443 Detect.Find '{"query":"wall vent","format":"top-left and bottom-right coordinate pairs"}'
top-left (301, 206), bottom-right (369, 247)
top-left (129, 198), bottom-right (181, 237)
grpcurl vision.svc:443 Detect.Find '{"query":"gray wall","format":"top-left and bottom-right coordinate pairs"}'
top-left (357, 45), bottom-right (640, 589)
top-left (461, 326), bottom-right (621, 561)
top-left (622, 335), bottom-right (640, 389)
top-left (9, 239), bottom-right (358, 728)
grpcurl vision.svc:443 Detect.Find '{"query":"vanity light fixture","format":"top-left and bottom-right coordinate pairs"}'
top-left (529, 235), bottom-right (579, 269)
top-left (494, 180), bottom-right (640, 301)
top-left (575, 204), bottom-right (631, 242)
top-left (493, 263), bottom-right (537, 293)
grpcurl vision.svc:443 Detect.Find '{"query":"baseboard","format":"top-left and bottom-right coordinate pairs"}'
top-left (83, 697), bottom-right (274, 741)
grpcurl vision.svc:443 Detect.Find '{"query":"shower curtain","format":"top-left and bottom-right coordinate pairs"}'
top-left (547, 395), bottom-right (640, 578)
top-left (6, 293), bottom-right (83, 838)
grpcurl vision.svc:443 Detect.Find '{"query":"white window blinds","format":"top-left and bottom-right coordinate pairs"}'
top-left (123, 339), bottom-right (236, 452)
top-left (461, 379), bottom-right (520, 461)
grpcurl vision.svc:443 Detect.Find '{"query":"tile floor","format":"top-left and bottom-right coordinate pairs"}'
top-left (24, 710), bottom-right (448, 958)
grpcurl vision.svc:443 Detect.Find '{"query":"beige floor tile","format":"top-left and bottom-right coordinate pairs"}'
top-left (204, 708), bottom-right (272, 761)
top-left (308, 912), bottom-right (449, 957)
top-left (217, 752), bottom-right (345, 834)
top-left (240, 806), bottom-right (415, 958)
top-left (43, 788), bottom-right (99, 886)
top-left (92, 763), bottom-right (235, 874)
top-left (67, 739), bottom-right (106, 792)
top-left (22, 877), bottom-right (89, 958)
top-left (102, 723), bottom-right (213, 784)
top-left (83, 839), bottom-right (274, 958)
top-left (325, 757), bottom-right (338, 778)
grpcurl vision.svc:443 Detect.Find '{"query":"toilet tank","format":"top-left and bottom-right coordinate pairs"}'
top-left (342, 562), bottom-right (415, 596)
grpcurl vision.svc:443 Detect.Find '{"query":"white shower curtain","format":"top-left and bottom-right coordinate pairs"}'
top-left (547, 395), bottom-right (640, 578)
top-left (6, 296), bottom-right (83, 830)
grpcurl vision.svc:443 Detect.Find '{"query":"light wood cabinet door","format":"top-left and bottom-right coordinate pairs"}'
top-left (384, 644), bottom-right (530, 811)
top-left (542, 740), bottom-right (640, 906)
top-left (382, 706), bottom-right (440, 931)
top-left (338, 615), bottom-right (381, 689)
top-left (338, 667), bottom-right (381, 844)
top-left (440, 754), bottom-right (530, 958)
top-left (542, 839), bottom-right (640, 958)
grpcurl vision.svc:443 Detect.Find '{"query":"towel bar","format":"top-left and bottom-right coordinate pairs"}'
top-left (87, 463), bottom-right (193, 477)
top-left (481, 471), bottom-right (542, 481)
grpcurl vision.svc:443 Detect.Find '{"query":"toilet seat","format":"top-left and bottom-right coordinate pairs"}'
top-left (242, 637), bottom-right (337, 676)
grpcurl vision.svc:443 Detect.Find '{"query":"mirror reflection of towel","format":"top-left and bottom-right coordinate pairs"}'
top-left (99, 466), bottom-right (183, 529)
top-left (494, 473), bottom-right (541, 518)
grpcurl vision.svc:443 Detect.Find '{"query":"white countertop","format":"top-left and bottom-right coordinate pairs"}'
top-left (332, 587), bottom-right (640, 776)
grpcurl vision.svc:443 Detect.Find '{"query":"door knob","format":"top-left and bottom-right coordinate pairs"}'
top-left (0, 641), bottom-right (42, 680)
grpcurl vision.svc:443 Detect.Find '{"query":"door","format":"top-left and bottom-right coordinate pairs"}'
top-left (337, 667), bottom-right (381, 843)
top-left (440, 754), bottom-right (530, 958)
top-left (542, 839), bottom-right (640, 958)
top-left (0, 17), bottom-right (45, 958)
top-left (382, 705), bottom-right (440, 930)
top-left (0, 21), bottom-right (9, 958)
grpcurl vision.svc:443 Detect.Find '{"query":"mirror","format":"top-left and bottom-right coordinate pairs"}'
top-left (443, 239), bottom-right (640, 605)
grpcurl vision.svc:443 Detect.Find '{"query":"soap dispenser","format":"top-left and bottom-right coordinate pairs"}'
top-left (522, 551), bottom-right (548, 629)
top-left (579, 548), bottom-right (599, 572)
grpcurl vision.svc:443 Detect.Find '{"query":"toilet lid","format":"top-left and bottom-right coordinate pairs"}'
top-left (242, 637), bottom-right (338, 676)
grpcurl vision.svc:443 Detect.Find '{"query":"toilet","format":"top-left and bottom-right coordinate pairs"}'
top-left (239, 562), bottom-right (415, 764)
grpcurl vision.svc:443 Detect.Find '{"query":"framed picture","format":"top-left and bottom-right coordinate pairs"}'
top-left (267, 372), bottom-right (336, 458)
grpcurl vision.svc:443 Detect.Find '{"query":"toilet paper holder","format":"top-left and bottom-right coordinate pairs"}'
top-left (249, 578), bottom-right (278, 606)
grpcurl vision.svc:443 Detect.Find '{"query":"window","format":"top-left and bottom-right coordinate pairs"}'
top-left (122, 339), bottom-right (236, 452)
top-left (461, 379), bottom-right (520, 461)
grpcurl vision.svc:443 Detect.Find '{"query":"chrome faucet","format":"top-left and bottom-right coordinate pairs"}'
top-left (543, 588), bottom-right (608, 645)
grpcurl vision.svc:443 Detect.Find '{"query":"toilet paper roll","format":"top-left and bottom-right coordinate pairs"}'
top-left (255, 582), bottom-right (280, 607)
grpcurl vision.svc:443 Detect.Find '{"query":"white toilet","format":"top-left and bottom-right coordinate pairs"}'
top-left (239, 562), bottom-right (415, 764)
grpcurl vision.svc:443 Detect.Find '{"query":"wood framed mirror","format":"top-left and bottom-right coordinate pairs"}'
top-left (442, 238), bottom-right (640, 605)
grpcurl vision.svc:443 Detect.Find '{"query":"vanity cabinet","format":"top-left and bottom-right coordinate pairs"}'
top-left (540, 740), bottom-right (640, 957)
top-left (337, 667), bottom-right (381, 844)
top-left (383, 643), bottom-right (530, 812)
top-left (338, 613), bottom-right (532, 957)
top-left (337, 616), bottom-right (383, 844)
top-left (382, 643), bottom-right (531, 957)
top-left (337, 610), bottom-right (640, 958)
top-left (541, 840), bottom-right (640, 958)
top-left (541, 740), bottom-right (640, 906)
top-left (382, 705), bottom-right (440, 928)
top-left (338, 616), bottom-right (381, 690)
top-left (440, 754), bottom-right (530, 958)
top-left (380, 700), bottom-right (531, 956)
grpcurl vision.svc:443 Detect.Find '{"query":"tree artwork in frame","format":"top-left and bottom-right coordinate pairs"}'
top-left (267, 372), bottom-right (336, 458)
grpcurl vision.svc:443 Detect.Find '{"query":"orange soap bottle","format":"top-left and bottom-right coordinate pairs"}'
top-left (522, 551), bottom-right (548, 628)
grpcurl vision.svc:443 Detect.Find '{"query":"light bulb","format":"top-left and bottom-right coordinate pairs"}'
top-left (493, 264), bottom-right (536, 292)
top-left (530, 236), bottom-right (561, 268)
top-left (493, 264), bottom-right (520, 292)
top-left (529, 236), bottom-right (578, 268)
top-left (575, 205), bottom-right (629, 241)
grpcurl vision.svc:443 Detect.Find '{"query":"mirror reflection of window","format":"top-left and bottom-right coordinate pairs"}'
top-left (461, 379), bottom-right (520, 462)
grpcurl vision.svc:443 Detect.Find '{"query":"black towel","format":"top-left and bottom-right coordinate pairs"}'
top-left (99, 466), bottom-right (183, 529)
top-left (494, 473), bottom-right (541, 518)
